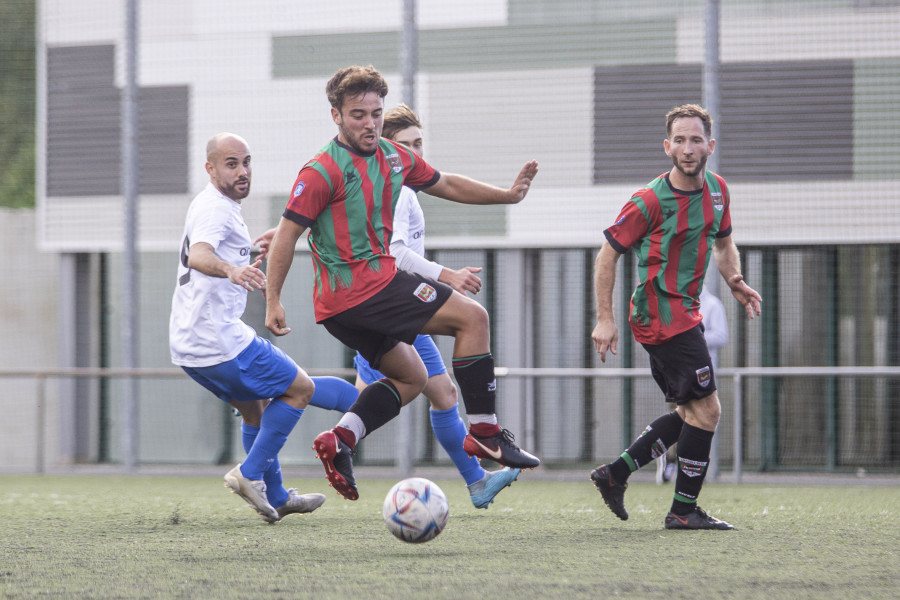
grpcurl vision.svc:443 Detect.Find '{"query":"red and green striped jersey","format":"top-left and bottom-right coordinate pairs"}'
top-left (604, 170), bottom-right (732, 345)
top-left (283, 137), bottom-right (439, 321)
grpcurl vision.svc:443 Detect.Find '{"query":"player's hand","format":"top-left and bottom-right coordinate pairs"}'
top-left (727, 274), bottom-right (762, 320)
top-left (441, 266), bottom-right (483, 295)
top-left (591, 319), bottom-right (618, 363)
top-left (229, 259), bottom-right (266, 292)
top-left (253, 228), bottom-right (277, 260)
top-left (508, 160), bottom-right (539, 204)
top-left (265, 303), bottom-right (292, 336)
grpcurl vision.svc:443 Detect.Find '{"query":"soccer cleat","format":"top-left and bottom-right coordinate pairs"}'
top-left (312, 430), bottom-right (359, 501)
top-left (224, 463), bottom-right (279, 521)
top-left (664, 506), bottom-right (734, 530)
top-left (463, 428), bottom-right (541, 469)
top-left (262, 488), bottom-right (327, 523)
top-left (590, 464), bottom-right (629, 521)
top-left (468, 467), bottom-right (521, 509)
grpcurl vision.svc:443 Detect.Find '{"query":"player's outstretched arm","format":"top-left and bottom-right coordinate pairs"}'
top-left (592, 242), bottom-right (620, 363)
top-left (439, 266), bottom-right (483, 295)
top-left (253, 228), bottom-right (277, 260)
top-left (425, 160), bottom-right (539, 205)
top-left (264, 218), bottom-right (307, 336)
top-left (713, 235), bottom-right (762, 319)
top-left (187, 242), bottom-right (266, 292)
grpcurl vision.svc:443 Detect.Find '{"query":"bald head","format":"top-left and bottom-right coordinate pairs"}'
top-left (205, 133), bottom-right (252, 202)
top-left (207, 132), bottom-right (249, 162)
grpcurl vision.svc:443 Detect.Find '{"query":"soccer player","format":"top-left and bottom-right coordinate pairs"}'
top-left (589, 104), bottom-right (762, 530)
top-left (352, 104), bottom-right (520, 508)
top-left (262, 65), bottom-right (541, 501)
top-left (169, 132), bottom-right (358, 522)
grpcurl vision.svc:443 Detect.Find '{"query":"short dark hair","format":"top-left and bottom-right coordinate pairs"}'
top-left (325, 65), bottom-right (389, 112)
top-left (382, 104), bottom-right (422, 141)
top-left (665, 104), bottom-right (712, 139)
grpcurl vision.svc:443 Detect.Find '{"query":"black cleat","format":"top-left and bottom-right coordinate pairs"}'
top-left (590, 464), bottom-right (629, 521)
top-left (463, 428), bottom-right (541, 469)
top-left (664, 506), bottom-right (734, 530)
top-left (312, 430), bottom-right (359, 501)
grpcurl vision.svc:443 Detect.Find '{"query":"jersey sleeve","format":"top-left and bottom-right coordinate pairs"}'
top-left (189, 196), bottom-right (232, 251)
top-left (283, 165), bottom-right (333, 228)
top-left (392, 245), bottom-right (444, 280)
top-left (715, 179), bottom-right (732, 238)
top-left (603, 196), bottom-right (650, 254)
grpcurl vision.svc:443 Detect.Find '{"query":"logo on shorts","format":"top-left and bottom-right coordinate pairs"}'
top-left (414, 283), bottom-right (437, 302)
top-left (696, 366), bottom-right (711, 387)
top-left (386, 153), bottom-right (403, 174)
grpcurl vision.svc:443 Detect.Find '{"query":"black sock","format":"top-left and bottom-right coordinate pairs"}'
top-left (610, 411), bottom-right (684, 483)
top-left (671, 423), bottom-right (715, 515)
top-left (349, 379), bottom-right (402, 442)
top-left (452, 354), bottom-right (496, 415)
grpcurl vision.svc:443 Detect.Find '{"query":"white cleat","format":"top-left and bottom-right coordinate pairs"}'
top-left (265, 488), bottom-right (327, 523)
top-left (224, 463), bottom-right (278, 521)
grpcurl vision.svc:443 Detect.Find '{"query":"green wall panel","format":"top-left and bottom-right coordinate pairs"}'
top-left (854, 59), bottom-right (900, 180)
top-left (273, 21), bottom-right (675, 79)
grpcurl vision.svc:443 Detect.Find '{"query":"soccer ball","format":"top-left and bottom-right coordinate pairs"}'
top-left (382, 477), bottom-right (449, 543)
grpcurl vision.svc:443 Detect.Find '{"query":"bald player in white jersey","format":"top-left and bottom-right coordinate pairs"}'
top-left (170, 132), bottom-right (356, 522)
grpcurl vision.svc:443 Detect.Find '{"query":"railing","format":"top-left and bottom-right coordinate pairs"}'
top-left (3, 365), bottom-right (898, 479)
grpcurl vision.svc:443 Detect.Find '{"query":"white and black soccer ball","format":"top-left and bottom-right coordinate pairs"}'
top-left (382, 477), bottom-right (449, 543)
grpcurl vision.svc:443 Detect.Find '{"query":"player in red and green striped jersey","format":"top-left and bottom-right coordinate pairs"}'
top-left (590, 104), bottom-right (762, 530)
top-left (261, 65), bottom-right (540, 501)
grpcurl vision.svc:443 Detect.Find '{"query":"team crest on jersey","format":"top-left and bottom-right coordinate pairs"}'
top-left (711, 192), bottom-right (724, 211)
top-left (386, 153), bottom-right (403, 174)
top-left (293, 181), bottom-right (306, 198)
top-left (696, 366), bottom-right (711, 387)
top-left (414, 283), bottom-right (437, 302)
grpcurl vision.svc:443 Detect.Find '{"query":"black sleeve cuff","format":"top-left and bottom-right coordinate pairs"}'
top-left (604, 229), bottom-right (628, 254)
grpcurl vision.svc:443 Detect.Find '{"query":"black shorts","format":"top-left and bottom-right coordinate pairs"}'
top-left (322, 270), bottom-right (453, 370)
top-left (641, 324), bottom-right (717, 405)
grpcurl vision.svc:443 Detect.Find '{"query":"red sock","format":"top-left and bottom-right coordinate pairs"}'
top-left (334, 426), bottom-right (357, 450)
top-left (469, 422), bottom-right (501, 437)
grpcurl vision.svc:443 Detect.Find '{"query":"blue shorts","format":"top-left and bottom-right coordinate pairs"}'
top-left (353, 334), bottom-right (447, 385)
top-left (182, 337), bottom-right (299, 403)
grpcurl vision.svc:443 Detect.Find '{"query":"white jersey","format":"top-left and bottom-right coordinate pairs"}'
top-left (390, 185), bottom-right (443, 280)
top-left (699, 287), bottom-right (728, 368)
top-left (169, 183), bottom-right (256, 367)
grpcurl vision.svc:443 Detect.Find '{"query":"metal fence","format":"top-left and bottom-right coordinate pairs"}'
top-left (4, 365), bottom-right (898, 480)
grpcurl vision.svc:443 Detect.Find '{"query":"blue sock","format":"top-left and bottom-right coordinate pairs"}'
top-left (240, 421), bottom-right (289, 507)
top-left (430, 406), bottom-right (484, 486)
top-left (308, 376), bottom-right (358, 412)
top-left (240, 399), bottom-right (303, 496)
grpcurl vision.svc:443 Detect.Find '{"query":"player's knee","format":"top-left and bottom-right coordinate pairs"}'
top-left (460, 299), bottom-right (489, 332)
top-left (700, 393), bottom-right (721, 427)
top-left (425, 376), bottom-right (458, 411)
top-left (281, 373), bottom-right (315, 409)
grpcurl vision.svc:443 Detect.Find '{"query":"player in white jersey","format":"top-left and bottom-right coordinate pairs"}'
top-left (170, 133), bottom-right (356, 522)
top-left (352, 105), bottom-right (521, 508)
